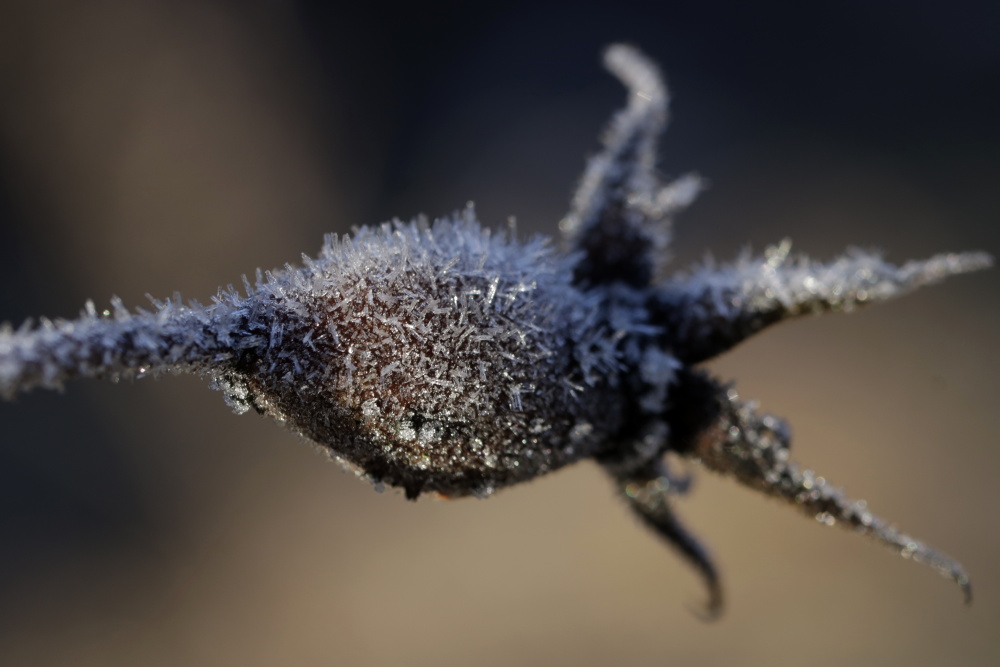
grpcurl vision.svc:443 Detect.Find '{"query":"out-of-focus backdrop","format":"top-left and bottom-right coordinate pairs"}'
top-left (0, 2), bottom-right (997, 665)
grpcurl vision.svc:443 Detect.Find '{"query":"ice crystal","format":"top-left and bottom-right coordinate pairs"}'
top-left (0, 44), bottom-right (990, 616)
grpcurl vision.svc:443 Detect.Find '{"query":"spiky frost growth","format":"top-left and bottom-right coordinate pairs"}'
top-left (212, 209), bottom-right (643, 498)
top-left (0, 44), bottom-right (990, 615)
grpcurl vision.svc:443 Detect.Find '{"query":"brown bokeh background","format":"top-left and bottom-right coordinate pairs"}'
top-left (0, 2), bottom-right (998, 665)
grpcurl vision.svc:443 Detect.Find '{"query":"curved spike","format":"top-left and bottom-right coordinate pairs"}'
top-left (609, 461), bottom-right (724, 618)
top-left (561, 44), bottom-right (696, 287)
top-left (688, 383), bottom-right (972, 602)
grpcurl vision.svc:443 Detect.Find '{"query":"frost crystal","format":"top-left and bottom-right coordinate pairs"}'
top-left (0, 44), bottom-right (990, 616)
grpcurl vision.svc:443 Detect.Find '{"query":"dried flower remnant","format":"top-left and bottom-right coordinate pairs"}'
top-left (0, 45), bottom-right (989, 616)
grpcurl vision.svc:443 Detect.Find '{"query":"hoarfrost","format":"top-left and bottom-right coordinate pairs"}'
top-left (0, 44), bottom-right (988, 613)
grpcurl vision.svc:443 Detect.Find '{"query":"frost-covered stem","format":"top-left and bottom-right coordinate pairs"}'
top-left (0, 298), bottom-right (249, 398)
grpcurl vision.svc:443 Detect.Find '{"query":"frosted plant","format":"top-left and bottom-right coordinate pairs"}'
top-left (0, 45), bottom-right (989, 616)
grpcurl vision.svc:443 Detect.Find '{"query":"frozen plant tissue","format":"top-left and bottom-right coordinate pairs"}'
top-left (0, 45), bottom-right (990, 615)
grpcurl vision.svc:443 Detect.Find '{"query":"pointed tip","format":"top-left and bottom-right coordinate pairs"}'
top-left (602, 42), bottom-right (639, 67)
top-left (971, 251), bottom-right (994, 269)
top-left (901, 251), bottom-right (993, 286)
top-left (942, 250), bottom-right (992, 273)
top-left (687, 577), bottom-right (725, 622)
top-left (961, 577), bottom-right (973, 606)
top-left (931, 557), bottom-right (973, 605)
top-left (602, 44), bottom-right (665, 104)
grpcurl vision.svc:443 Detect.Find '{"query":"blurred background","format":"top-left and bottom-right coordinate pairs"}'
top-left (0, 1), bottom-right (997, 665)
